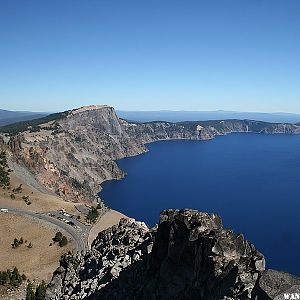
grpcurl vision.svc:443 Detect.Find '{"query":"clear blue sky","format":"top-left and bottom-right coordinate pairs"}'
top-left (0, 0), bottom-right (299, 113)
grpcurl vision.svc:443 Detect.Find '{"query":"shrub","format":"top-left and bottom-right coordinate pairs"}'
top-left (0, 271), bottom-right (9, 285)
top-left (10, 267), bottom-right (23, 287)
top-left (12, 238), bottom-right (20, 249)
top-left (52, 232), bottom-right (63, 243)
top-left (59, 236), bottom-right (68, 247)
top-left (25, 280), bottom-right (47, 300)
top-left (0, 267), bottom-right (26, 287)
top-left (35, 280), bottom-right (47, 300)
top-left (85, 207), bottom-right (99, 224)
top-left (12, 237), bottom-right (25, 248)
top-left (53, 232), bottom-right (68, 247)
top-left (12, 184), bottom-right (22, 193)
top-left (26, 282), bottom-right (35, 300)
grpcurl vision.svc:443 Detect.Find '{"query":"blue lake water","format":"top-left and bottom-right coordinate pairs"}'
top-left (100, 134), bottom-right (300, 275)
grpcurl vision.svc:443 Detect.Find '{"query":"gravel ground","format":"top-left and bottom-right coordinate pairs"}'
top-left (8, 158), bottom-right (52, 194)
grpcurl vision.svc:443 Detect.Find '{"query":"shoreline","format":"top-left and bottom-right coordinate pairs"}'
top-left (96, 131), bottom-right (300, 226)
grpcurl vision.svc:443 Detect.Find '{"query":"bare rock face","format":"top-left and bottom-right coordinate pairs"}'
top-left (2, 106), bottom-right (148, 203)
top-left (2, 105), bottom-right (300, 204)
top-left (46, 217), bottom-right (153, 299)
top-left (60, 105), bottom-right (125, 136)
top-left (253, 270), bottom-right (300, 299)
top-left (8, 135), bottom-right (23, 153)
top-left (44, 209), bottom-right (300, 300)
top-left (139, 209), bottom-right (265, 300)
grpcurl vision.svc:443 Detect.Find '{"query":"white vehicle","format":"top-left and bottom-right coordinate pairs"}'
top-left (0, 208), bottom-right (9, 213)
top-left (63, 213), bottom-right (71, 217)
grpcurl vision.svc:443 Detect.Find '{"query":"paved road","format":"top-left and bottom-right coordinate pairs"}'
top-left (0, 206), bottom-right (89, 253)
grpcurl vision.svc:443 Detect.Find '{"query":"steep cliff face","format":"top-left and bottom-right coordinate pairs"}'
top-left (1, 106), bottom-right (147, 203)
top-left (45, 209), bottom-right (300, 300)
top-left (1, 105), bottom-right (300, 203)
top-left (125, 118), bottom-right (300, 143)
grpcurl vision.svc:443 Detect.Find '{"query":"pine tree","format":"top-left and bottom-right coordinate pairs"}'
top-left (52, 232), bottom-right (63, 243)
top-left (59, 236), bottom-right (68, 247)
top-left (26, 282), bottom-right (35, 300)
top-left (0, 271), bottom-right (9, 285)
top-left (35, 281), bottom-right (47, 300)
top-left (10, 267), bottom-right (22, 287)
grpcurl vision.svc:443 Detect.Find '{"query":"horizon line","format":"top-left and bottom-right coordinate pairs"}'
top-left (1, 106), bottom-right (300, 116)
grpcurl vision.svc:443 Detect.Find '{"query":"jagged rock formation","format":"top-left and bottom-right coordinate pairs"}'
top-left (1, 105), bottom-right (300, 204)
top-left (45, 209), bottom-right (300, 299)
top-left (46, 217), bottom-right (153, 299)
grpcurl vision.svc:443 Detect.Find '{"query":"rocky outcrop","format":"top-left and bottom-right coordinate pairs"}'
top-left (46, 217), bottom-right (153, 299)
top-left (1, 105), bottom-right (300, 204)
top-left (253, 270), bottom-right (300, 299)
top-left (8, 135), bottom-right (23, 153)
top-left (0, 135), bottom-right (5, 151)
top-left (45, 209), bottom-right (300, 300)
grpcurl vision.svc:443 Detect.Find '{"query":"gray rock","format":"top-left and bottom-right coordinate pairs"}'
top-left (46, 210), bottom-right (300, 300)
top-left (254, 269), bottom-right (300, 299)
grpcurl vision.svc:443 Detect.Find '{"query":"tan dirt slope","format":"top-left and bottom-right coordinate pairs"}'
top-left (0, 171), bottom-right (78, 214)
top-left (0, 213), bottom-right (74, 282)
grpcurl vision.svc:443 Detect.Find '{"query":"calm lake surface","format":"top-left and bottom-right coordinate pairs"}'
top-left (100, 134), bottom-right (300, 275)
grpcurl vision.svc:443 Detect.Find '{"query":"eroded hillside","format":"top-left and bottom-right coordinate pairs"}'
top-left (1, 105), bottom-right (300, 204)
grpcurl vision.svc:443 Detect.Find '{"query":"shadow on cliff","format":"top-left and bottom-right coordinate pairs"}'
top-left (47, 210), bottom-right (300, 300)
top-left (85, 213), bottom-right (270, 300)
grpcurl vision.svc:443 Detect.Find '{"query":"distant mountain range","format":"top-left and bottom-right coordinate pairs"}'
top-left (2, 108), bottom-right (300, 126)
top-left (117, 110), bottom-right (300, 124)
top-left (0, 109), bottom-right (48, 126)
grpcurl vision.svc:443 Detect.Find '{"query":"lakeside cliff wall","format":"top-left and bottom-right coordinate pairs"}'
top-left (1, 105), bottom-right (300, 204)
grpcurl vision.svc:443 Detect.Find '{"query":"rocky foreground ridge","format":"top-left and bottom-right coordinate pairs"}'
top-left (1, 105), bottom-right (300, 204)
top-left (46, 209), bottom-right (300, 300)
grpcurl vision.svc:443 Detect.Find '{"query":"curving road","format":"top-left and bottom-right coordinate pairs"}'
top-left (0, 206), bottom-right (88, 253)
